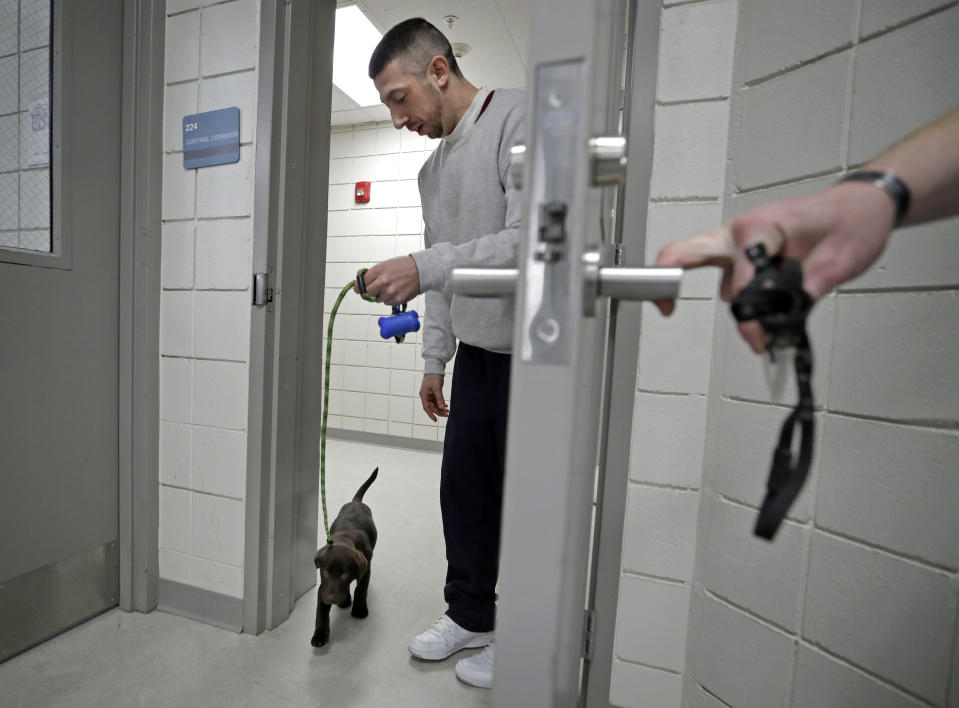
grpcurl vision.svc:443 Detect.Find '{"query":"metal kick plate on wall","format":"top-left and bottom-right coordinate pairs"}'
top-left (520, 59), bottom-right (586, 365)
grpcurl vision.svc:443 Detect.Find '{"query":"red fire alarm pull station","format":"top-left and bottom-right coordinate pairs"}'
top-left (355, 181), bottom-right (371, 203)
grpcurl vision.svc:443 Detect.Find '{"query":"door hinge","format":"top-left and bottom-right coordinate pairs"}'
top-left (583, 608), bottom-right (596, 661)
top-left (253, 271), bottom-right (274, 309)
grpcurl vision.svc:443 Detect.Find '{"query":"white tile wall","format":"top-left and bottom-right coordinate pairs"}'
top-left (324, 121), bottom-right (444, 443)
top-left (791, 646), bottom-right (927, 708)
top-left (158, 0), bottom-right (258, 600)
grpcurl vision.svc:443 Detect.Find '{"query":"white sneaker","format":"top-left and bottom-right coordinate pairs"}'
top-left (408, 615), bottom-right (494, 661)
top-left (455, 643), bottom-right (494, 689)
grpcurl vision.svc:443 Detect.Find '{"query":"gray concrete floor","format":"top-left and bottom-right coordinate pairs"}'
top-left (0, 440), bottom-right (491, 708)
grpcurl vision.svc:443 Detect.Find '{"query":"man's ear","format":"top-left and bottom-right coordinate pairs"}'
top-left (428, 54), bottom-right (450, 88)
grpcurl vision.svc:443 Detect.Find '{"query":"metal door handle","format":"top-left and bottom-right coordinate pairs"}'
top-left (449, 264), bottom-right (682, 303)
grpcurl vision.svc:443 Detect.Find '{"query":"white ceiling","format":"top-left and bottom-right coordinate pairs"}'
top-left (331, 0), bottom-right (530, 126)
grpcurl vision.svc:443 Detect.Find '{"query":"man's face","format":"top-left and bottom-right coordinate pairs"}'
top-left (373, 59), bottom-right (445, 139)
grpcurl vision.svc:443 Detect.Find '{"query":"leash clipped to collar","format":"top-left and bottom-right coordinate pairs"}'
top-left (731, 244), bottom-right (814, 541)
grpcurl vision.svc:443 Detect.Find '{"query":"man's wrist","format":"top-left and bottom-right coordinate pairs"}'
top-left (836, 170), bottom-right (911, 226)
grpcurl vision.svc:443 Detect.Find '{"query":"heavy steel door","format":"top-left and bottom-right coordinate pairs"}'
top-left (452, 0), bottom-right (671, 704)
top-left (0, 0), bottom-right (124, 661)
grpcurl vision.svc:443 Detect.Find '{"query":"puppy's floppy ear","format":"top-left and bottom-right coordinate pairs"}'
top-left (314, 544), bottom-right (331, 569)
top-left (353, 549), bottom-right (369, 578)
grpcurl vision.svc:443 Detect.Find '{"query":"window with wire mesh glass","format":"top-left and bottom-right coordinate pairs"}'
top-left (1, 0), bottom-right (52, 254)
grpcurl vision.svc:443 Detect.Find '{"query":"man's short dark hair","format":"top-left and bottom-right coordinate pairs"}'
top-left (368, 17), bottom-right (462, 81)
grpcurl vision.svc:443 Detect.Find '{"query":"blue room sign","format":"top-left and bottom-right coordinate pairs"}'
top-left (182, 107), bottom-right (240, 169)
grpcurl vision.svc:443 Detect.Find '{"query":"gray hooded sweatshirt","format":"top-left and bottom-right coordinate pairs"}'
top-left (410, 87), bottom-right (526, 375)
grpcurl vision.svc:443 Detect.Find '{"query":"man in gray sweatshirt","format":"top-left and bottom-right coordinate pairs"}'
top-left (363, 18), bottom-right (524, 690)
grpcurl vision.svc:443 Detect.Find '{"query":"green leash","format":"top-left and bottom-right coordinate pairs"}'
top-left (321, 269), bottom-right (377, 543)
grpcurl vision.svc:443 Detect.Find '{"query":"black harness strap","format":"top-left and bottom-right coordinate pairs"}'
top-left (731, 244), bottom-right (815, 540)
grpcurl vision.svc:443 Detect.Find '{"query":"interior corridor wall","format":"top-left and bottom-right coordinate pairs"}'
top-left (608, 1), bottom-right (734, 705)
top-left (683, 2), bottom-right (959, 707)
top-left (323, 121), bottom-right (450, 444)
top-left (158, 0), bottom-right (259, 601)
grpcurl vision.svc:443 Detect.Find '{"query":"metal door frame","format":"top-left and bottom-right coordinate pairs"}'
top-left (244, 0), bottom-right (333, 634)
top-left (118, 0), bottom-right (166, 614)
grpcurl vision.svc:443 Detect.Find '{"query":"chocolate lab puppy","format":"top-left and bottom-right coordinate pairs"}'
top-left (311, 467), bottom-right (378, 648)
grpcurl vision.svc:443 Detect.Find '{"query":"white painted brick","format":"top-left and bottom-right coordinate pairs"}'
top-left (198, 70), bottom-right (256, 143)
top-left (792, 646), bottom-right (927, 708)
top-left (366, 343), bottom-right (390, 369)
top-left (736, 53), bottom-right (849, 189)
top-left (711, 399), bottom-right (817, 521)
top-left (191, 426), bottom-right (245, 499)
top-left (802, 532), bottom-right (955, 702)
top-left (376, 124), bottom-right (402, 154)
top-left (658, 0), bottom-right (736, 102)
top-left (342, 365), bottom-right (365, 392)
top-left (688, 595), bottom-right (793, 708)
top-left (162, 154), bottom-right (196, 220)
top-left (164, 81), bottom-right (198, 152)
top-left (829, 292), bottom-right (959, 422)
top-left (328, 183), bottom-right (354, 211)
top-left (400, 130), bottom-right (425, 152)
top-left (160, 357), bottom-right (192, 423)
top-left (389, 395), bottom-right (413, 423)
top-left (609, 661), bottom-right (682, 708)
top-left (326, 210), bottom-right (351, 237)
top-left (388, 421), bottom-right (412, 437)
top-left (395, 234), bottom-right (422, 256)
top-left (328, 158), bottom-right (352, 185)
top-left (20, 1), bottom-right (49, 51)
top-left (364, 393), bottom-right (388, 421)
top-left (373, 153), bottom-right (399, 181)
top-left (196, 145), bottom-right (253, 218)
top-left (19, 170), bottom-right (49, 228)
top-left (629, 392), bottom-right (707, 488)
top-left (622, 485), bottom-right (699, 582)
top-left (859, 0), bottom-right (953, 37)
top-left (200, 0), bottom-right (257, 76)
top-left (364, 419), bottom-right (388, 435)
top-left (195, 218), bottom-right (252, 290)
top-left (390, 369), bottom-right (414, 397)
top-left (682, 684), bottom-right (729, 708)
top-left (191, 493), bottom-right (244, 566)
top-left (398, 151), bottom-right (426, 180)
top-left (159, 422), bottom-right (191, 488)
top-left (817, 415), bottom-right (959, 570)
top-left (740, 0), bottom-right (856, 82)
top-left (370, 208), bottom-right (397, 236)
top-left (645, 202), bottom-right (722, 299)
top-left (353, 155), bottom-right (376, 184)
top-left (341, 391), bottom-right (364, 419)
top-left (638, 300), bottom-right (716, 395)
top-left (700, 496), bottom-right (806, 631)
top-left (164, 11), bottom-right (200, 83)
top-left (159, 486), bottom-right (191, 553)
top-left (161, 221), bottom-right (195, 289)
top-left (352, 128), bottom-right (378, 157)
top-left (160, 290), bottom-right (193, 357)
top-left (330, 130), bottom-right (353, 159)
top-left (193, 291), bottom-right (250, 361)
top-left (193, 360), bottom-right (247, 430)
top-left (0, 2), bottom-right (16, 57)
top-left (190, 556), bottom-right (243, 598)
top-left (411, 424), bottom-right (437, 441)
top-left (167, 0), bottom-right (200, 14)
top-left (849, 6), bottom-right (959, 165)
top-left (841, 218), bottom-right (959, 291)
top-left (651, 101), bottom-right (730, 199)
top-left (341, 416), bottom-right (364, 432)
top-left (722, 293), bottom-right (836, 408)
top-left (390, 342), bottom-right (416, 371)
top-left (158, 549), bottom-right (191, 586)
top-left (18, 49), bottom-right (47, 112)
top-left (397, 207), bottom-right (423, 235)
top-left (614, 576), bottom-right (690, 672)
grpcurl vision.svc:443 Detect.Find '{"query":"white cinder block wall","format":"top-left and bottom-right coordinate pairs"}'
top-left (158, 0), bottom-right (259, 600)
top-left (609, 1), bottom-right (734, 706)
top-left (324, 122), bottom-right (450, 443)
top-left (683, 2), bottom-right (959, 707)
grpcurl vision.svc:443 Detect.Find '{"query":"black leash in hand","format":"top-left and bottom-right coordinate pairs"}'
top-left (731, 244), bottom-right (814, 540)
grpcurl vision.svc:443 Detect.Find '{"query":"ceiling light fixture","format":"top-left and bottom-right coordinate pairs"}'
top-left (333, 5), bottom-right (383, 107)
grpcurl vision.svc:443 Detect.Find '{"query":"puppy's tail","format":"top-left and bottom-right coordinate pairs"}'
top-left (353, 467), bottom-right (378, 503)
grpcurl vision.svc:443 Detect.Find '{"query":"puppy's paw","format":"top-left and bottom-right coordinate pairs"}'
top-left (351, 602), bottom-right (369, 619)
top-left (338, 593), bottom-right (352, 609)
top-left (311, 631), bottom-right (329, 648)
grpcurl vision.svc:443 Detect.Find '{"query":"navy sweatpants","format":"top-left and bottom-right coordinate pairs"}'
top-left (441, 342), bottom-right (511, 633)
